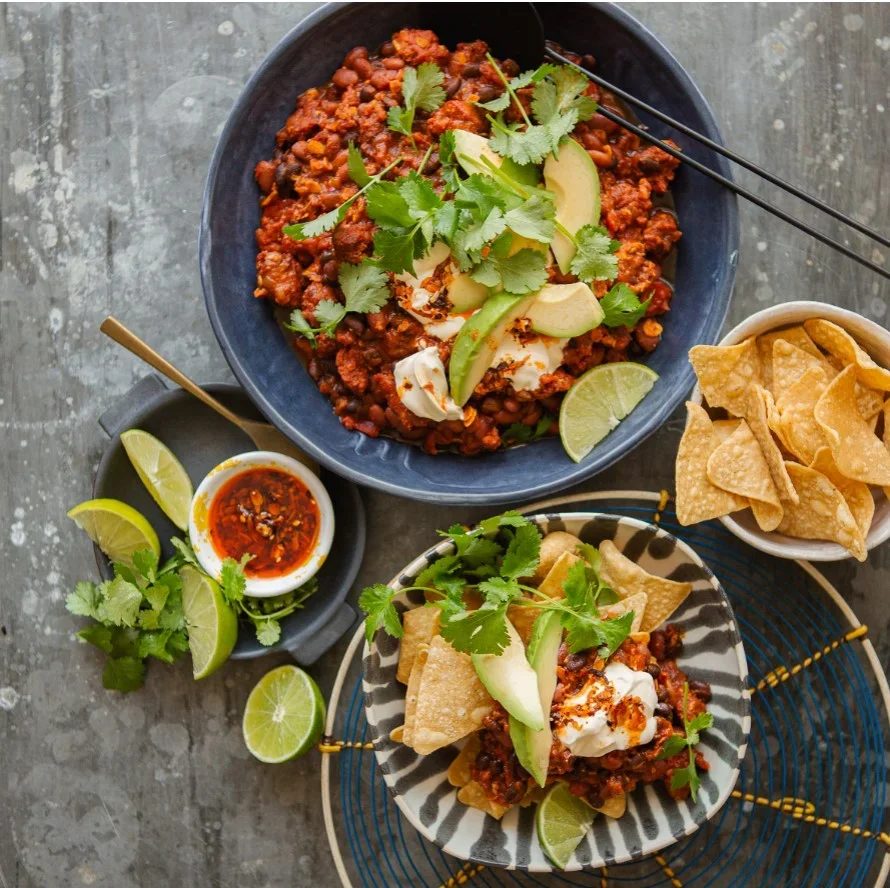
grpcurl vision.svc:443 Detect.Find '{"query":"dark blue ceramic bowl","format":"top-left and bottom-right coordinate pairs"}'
top-left (200, 2), bottom-right (739, 505)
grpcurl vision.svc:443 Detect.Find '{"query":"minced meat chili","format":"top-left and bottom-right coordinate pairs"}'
top-left (254, 29), bottom-right (682, 455)
top-left (470, 626), bottom-right (711, 809)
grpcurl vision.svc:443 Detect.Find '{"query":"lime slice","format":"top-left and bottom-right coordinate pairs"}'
top-left (536, 782), bottom-right (596, 869)
top-left (180, 565), bottom-right (238, 679)
top-left (242, 665), bottom-right (326, 763)
top-left (120, 429), bottom-right (193, 531)
top-left (67, 498), bottom-right (160, 564)
top-left (559, 362), bottom-right (659, 462)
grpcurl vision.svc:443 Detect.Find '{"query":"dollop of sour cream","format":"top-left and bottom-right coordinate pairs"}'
top-left (555, 662), bottom-right (658, 758)
top-left (393, 347), bottom-right (465, 422)
top-left (489, 333), bottom-right (566, 392)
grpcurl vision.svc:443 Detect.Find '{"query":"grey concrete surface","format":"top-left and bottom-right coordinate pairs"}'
top-left (1, 3), bottom-right (889, 886)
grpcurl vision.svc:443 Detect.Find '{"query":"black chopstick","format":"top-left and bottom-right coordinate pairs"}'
top-left (545, 46), bottom-right (890, 282)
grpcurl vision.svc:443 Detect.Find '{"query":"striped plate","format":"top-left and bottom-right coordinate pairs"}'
top-left (362, 513), bottom-right (751, 872)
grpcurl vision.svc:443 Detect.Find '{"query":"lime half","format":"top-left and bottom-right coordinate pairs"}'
top-left (536, 782), bottom-right (596, 869)
top-left (67, 498), bottom-right (160, 564)
top-left (180, 566), bottom-right (238, 679)
top-left (559, 362), bottom-right (659, 462)
top-left (242, 665), bottom-right (326, 763)
top-left (121, 429), bottom-right (193, 531)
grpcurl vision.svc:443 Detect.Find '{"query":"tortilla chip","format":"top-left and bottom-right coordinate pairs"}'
top-left (447, 733), bottom-right (481, 788)
top-left (597, 540), bottom-right (692, 632)
top-left (746, 387), bottom-right (799, 503)
top-left (520, 785), bottom-right (547, 807)
top-left (534, 532), bottom-right (582, 584)
top-left (779, 462), bottom-right (867, 561)
top-left (538, 551), bottom-right (581, 599)
top-left (675, 402), bottom-right (748, 525)
top-left (457, 781), bottom-right (510, 820)
top-left (810, 446), bottom-right (875, 538)
top-left (771, 340), bottom-right (827, 403)
top-left (757, 326), bottom-right (821, 389)
top-left (775, 366), bottom-right (830, 465)
top-left (764, 388), bottom-right (795, 455)
top-left (856, 385), bottom-right (884, 421)
top-left (706, 419), bottom-right (782, 530)
top-left (507, 600), bottom-right (540, 646)
top-left (689, 337), bottom-right (762, 417)
top-left (712, 418), bottom-right (743, 443)
top-left (814, 366), bottom-right (890, 486)
top-left (402, 644), bottom-right (430, 748)
top-left (600, 591), bottom-right (648, 634)
top-left (594, 793), bottom-right (627, 818)
top-left (805, 318), bottom-right (890, 392)
top-left (390, 725), bottom-right (404, 743)
top-left (397, 606), bottom-right (441, 684)
top-left (411, 636), bottom-right (493, 755)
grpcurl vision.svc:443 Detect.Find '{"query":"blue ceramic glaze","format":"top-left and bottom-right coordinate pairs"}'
top-left (200, 2), bottom-right (739, 505)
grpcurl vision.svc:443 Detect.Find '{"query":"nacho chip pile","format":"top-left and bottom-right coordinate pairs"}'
top-left (676, 319), bottom-right (890, 560)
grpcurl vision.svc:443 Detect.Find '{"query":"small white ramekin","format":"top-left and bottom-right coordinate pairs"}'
top-left (189, 450), bottom-right (334, 596)
top-left (690, 300), bottom-right (890, 562)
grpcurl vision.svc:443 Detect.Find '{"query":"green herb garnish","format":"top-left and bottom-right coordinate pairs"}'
top-left (656, 682), bottom-right (714, 801)
top-left (503, 414), bottom-right (555, 444)
top-left (387, 62), bottom-right (446, 149)
top-left (599, 282), bottom-right (651, 328)
top-left (358, 512), bottom-right (634, 658)
top-left (570, 224), bottom-right (620, 283)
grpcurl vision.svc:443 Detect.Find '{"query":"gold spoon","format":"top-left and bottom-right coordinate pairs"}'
top-left (100, 316), bottom-right (319, 474)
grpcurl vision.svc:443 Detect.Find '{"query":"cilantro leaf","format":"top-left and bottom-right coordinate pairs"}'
top-left (387, 62), bottom-right (445, 145)
top-left (416, 555), bottom-right (467, 598)
top-left (347, 142), bottom-right (371, 187)
top-left (503, 414), bottom-right (554, 444)
top-left (477, 575), bottom-right (522, 606)
top-left (477, 62), bottom-right (557, 113)
top-left (220, 556), bottom-right (249, 605)
top-left (656, 683), bottom-right (712, 801)
top-left (470, 247), bottom-right (548, 295)
top-left (373, 227), bottom-right (421, 274)
top-left (439, 599), bottom-right (511, 655)
top-left (168, 536), bottom-right (201, 571)
top-left (461, 207), bottom-right (506, 253)
top-left (488, 115), bottom-right (555, 166)
top-left (659, 734), bottom-right (690, 760)
top-left (131, 548), bottom-right (159, 585)
top-left (686, 711), bottom-right (714, 746)
top-left (600, 282), bottom-right (651, 328)
top-left (562, 608), bottom-right (633, 656)
top-left (137, 629), bottom-right (178, 664)
top-left (100, 576), bottom-right (143, 627)
top-left (500, 523), bottom-right (541, 580)
top-left (103, 656), bottom-right (146, 692)
top-left (502, 195), bottom-right (555, 243)
top-left (66, 581), bottom-right (103, 619)
top-left (255, 620), bottom-right (281, 646)
top-left (340, 260), bottom-right (391, 314)
top-left (570, 225), bottom-right (620, 283)
top-left (76, 623), bottom-right (114, 654)
top-left (359, 584), bottom-right (403, 643)
top-left (365, 180), bottom-right (416, 228)
top-left (531, 66), bottom-right (597, 130)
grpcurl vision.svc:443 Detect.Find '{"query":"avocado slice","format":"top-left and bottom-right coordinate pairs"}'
top-left (509, 610), bottom-right (563, 787)
top-left (447, 272), bottom-right (489, 313)
top-left (452, 130), bottom-right (541, 187)
top-left (472, 617), bottom-right (546, 731)
top-left (448, 291), bottom-right (536, 405)
top-left (527, 282), bottom-right (604, 338)
top-left (543, 139), bottom-right (601, 274)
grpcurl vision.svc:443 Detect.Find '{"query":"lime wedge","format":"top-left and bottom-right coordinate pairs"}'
top-left (180, 565), bottom-right (238, 679)
top-left (559, 362), bottom-right (659, 462)
top-left (242, 665), bottom-right (326, 763)
top-left (536, 782), bottom-right (596, 869)
top-left (67, 498), bottom-right (160, 564)
top-left (121, 429), bottom-right (193, 531)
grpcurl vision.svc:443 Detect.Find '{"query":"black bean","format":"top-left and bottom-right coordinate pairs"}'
top-left (318, 250), bottom-right (335, 266)
top-left (423, 152), bottom-right (440, 172)
top-left (274, 161), bottom-right (300, 196)
top-left (445, 76), bottom-right (460, 98)
top-left (655, 702), bottom-right (673, 720)
top-left (581, 54), bottom-right (596, 69)
top-left (476, 85), bottom-right (499, 104)
top-left (322, 260), bottom-right (339, 282)
top-left (489, 758), bottom-right (503, 775)
top-left (308, 359), bottom-right (322, 381)
top-left (501, 59), bottom-right (519, 77)
top-left (645, 662), bottom-right (661, 678)
top-left (476, 753), bottom-right (491, 769)
top-left (565, 653), bottom-right (586, 671)
top-left (589, 793), bottom-right (604, 809)
top-left (639, 156), bottom-right (663, 174)
top-left (380, 41), bottom-right (395, 57)
top-left (342, 315), bottom-right (365, 334)
top-left (461, 62), bottom-right (481, 79)
top-left (688, 679), bottom-right (712, 700)
top-left (626, 753), bottom-right (645, 769)
top-left (359, 84), bottom-right (376, 103)
top-left (344, 398), bottom-right (362, 414)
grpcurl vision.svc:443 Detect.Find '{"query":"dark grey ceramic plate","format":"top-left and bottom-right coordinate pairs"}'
top-left (92, 374), bottom-right (363, 662)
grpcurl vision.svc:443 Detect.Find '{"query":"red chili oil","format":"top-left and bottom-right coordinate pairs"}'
top-left (208, 467), bottom-right (319, 577)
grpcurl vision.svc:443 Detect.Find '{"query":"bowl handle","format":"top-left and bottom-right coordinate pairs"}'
top-left (281, 602), bottom-right (357, 666)
top-left (98, 374), bottom-right (170, 438)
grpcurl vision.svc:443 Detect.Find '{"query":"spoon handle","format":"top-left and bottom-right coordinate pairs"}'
top-left (100, 316), bottom-right (246, 429)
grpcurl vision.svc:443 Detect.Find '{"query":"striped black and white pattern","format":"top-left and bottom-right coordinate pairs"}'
top-left (362, 513), bottom-right (751, 873)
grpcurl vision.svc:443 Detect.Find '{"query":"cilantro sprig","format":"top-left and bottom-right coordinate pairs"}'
top-left (286, 259), bottom-right (391, 344)
top-left (358, 512), bottom-right (635, 659)
top-left (66, 547), bottom-right (188, 692)
top-left (657, 682), bottom-right (714, 801)
top-left (569, 224), bottom-right (620, 283)
top-left (600, 282), bottom-right (651, 328)
top-left (387, 62), bottom-right (446, 149)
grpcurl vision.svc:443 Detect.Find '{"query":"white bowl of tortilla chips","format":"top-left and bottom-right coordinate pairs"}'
top-left (362, 513), bottom-right (750, 872)
top-left (680, 300), bottom-right (890, 561)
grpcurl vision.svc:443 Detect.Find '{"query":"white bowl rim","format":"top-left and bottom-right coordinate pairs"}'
top-left (362, 511), bottom-right (751, 872)
top-left (689, 300), bottom-right (890, 561)
top-left (188, 450), bottom-right (335, 596)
